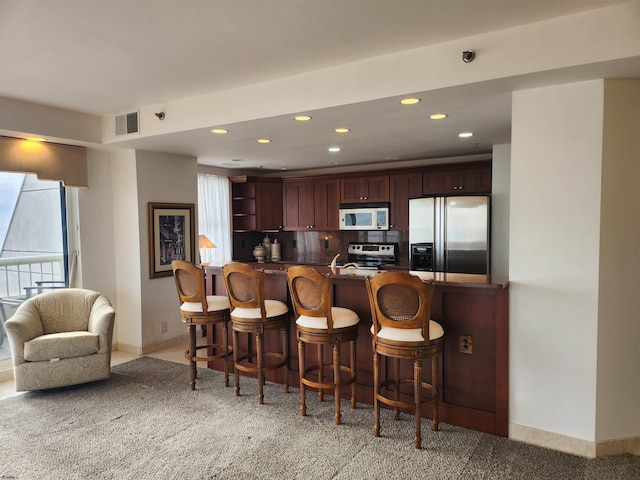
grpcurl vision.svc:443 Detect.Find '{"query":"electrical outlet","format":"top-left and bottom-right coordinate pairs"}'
top-left (459, 334), bottom-right (473, 354)
top-left (161, 321), bottom-right (168, 333)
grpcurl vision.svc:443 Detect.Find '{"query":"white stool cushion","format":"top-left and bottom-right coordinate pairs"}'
top-left (296, 306), bottom-right (360, 330)
top-left (371, 319), bottom-right (444, 343)
top-left (231, 299), bottom-right (289, 319)
top-left (181, 295), bottom-right (230, 313)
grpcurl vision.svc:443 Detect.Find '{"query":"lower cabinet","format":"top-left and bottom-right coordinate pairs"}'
top-left (204, 266), bottom-right (508, 437)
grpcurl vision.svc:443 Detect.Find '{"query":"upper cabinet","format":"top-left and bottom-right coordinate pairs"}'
top-left (283, 177), bottom-right (339, 231)
top-left (389, 172), bottom-right (423, 231)
top-left (230, 176), bottom-right (283, 232)
top-left (422, 162), bottom-right (491, 195)
top-left (340, 175), bottom-right (389, 203)
top-left (231, 161), bottom-right (490, 235)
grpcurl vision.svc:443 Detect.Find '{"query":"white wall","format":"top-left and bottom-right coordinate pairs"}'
top-left (79, 147), bottom-right (143, 351)
top-left (510, 81), bottom-right (605, 450)
top-left (491, 144), bottom-right (511, 277)
top-left (77, 149), bottom-right (117, 301)
top-left (110, 149), bottom-right (143, 350)
top-left (135, 150), bottom-right (198, 348)
top-left (77, 148), bottom-right (198, 352)
top-left (595, 79), bottom-right (640, 443)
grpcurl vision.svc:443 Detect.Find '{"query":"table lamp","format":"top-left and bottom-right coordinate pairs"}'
top-left (198, 234), bottom-right (216, 266)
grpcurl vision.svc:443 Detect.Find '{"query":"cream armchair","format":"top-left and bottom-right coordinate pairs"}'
top-left (4, 288), bottom-right (115, 391)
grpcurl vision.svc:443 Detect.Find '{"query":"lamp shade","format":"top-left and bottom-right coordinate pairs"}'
top-left (199, 235), bottom-right (216, 249)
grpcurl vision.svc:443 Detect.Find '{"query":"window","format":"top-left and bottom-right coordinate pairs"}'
top-left (0, 173), bottom-right (71, 361)
top-left (197, 174), bottom-right (232, 266)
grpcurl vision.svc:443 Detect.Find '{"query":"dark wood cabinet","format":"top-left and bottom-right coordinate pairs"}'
top-left (255, 180), bottom-right (284, 231)
top-left (283, 177), bottom-right (339, 231)
top-left (313, 178), bottom-right (340, 230)
top-left (283, 180), bottom-right (313, 231)
top-left (230, 176), bottom-right (282, 232)
top-left (340, 175), bottom-right (389, 203)
top-left (389, 172), bottom-right (423, 230)
top-left (423, 162), bottom-right (491, 195)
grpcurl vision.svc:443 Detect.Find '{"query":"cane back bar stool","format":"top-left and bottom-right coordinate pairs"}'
top-left (365, 271), bottom-right (444, 449)
top-left (222, 262), bottom-right (289, 404)
top-left (171, 260), bottom-right (232, 390)
top-left (286, 265), bottom-right (359, 425)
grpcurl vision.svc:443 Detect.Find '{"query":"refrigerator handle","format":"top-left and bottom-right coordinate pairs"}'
top-left (435, 197), bottom-right (446, 272)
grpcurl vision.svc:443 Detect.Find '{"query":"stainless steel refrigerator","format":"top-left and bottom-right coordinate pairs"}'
top-left (409, 195), bottom-right (490, 274)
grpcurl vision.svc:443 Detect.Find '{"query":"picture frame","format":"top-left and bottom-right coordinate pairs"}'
top-left (148, 202), bottom-right (195, 278)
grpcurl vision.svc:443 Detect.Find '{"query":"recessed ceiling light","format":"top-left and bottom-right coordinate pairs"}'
top-left (257, 138), bottom-right (271, 143)
top-left (25, 137), bottom-right (46, 142)
top-left (334, 128), bottom-right (350, 133)
top-left (328, 146), bottom-right (341, 153)
top-left (459, 132), bottom-right (474, 138)
top-left (429, 113), bottom-right (448, 120)
top-left (294, 115), bottom-right (312, 121)
top-left (329, 161), bottom-right (340, 165)
top-left (211, 128), bottom-right (228, 134)
top-left (400, 98), bottom-right (421, 105)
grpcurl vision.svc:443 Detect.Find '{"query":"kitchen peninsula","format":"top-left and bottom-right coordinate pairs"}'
top-left (204, 263), bottom-right (509, 437)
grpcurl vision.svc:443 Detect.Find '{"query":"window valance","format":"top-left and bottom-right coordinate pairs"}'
top-left (0, 136), bottom-right (88, 187)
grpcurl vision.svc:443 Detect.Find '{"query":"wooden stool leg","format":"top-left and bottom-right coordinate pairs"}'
top-left (333, 343), bottom-right (341, 425)
top-left (281, 326), bottom-right (289, 393)
top-left (257, 329), bottom-right (265, 405)
top-left (373, 351), bottom-right (381, 437)
top-left (350, 340), bottom-right (357, 409)
top-left (394, 357), bottom-right (401, 421)
top-left (432, 354), bottom-right (439, 431)
top-left (298, 339), bottom-right (306, 416)
top-left (317, 344), bottom-right (324, 402)
top-left (188, 324), bottom-right (197, 390)
top-left (222, 320), bottom-right (230, 388)
top-left (414, 358), bottom-right (422, 449)
top-left (232, 328), bottom-right (240, 397)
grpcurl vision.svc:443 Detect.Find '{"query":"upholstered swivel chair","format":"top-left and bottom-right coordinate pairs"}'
top-left (222, 262), bottom-right (289, 404)
top-left (287, 265), bottom-right (359, 425)
top-left (172, 260), bottom-right (232, 390)
top-left (4, 288), bottom-right (115, 391)
top-left (365, 271), bottom-right (444, 449)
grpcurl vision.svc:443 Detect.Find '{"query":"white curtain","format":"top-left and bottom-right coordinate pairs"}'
top-left (197, 174), bottom-right (232, 266)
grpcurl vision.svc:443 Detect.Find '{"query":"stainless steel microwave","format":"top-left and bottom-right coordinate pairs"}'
top-left (339, 203), bottom-right (390, 231)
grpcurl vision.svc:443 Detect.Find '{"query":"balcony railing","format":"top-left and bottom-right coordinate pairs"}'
top-left (0, 254), bottom-right (65, 300)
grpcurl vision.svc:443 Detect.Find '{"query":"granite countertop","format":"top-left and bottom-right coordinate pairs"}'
top-left (206, 262), bottom-right (509, 289)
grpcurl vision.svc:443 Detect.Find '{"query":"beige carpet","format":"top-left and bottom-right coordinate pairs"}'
top-left (0, 357), bottom-right (638, 480)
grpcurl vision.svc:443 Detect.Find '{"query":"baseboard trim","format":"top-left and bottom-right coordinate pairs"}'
top-left (0, 365), bottom-right (14, 383)
top-left (510, 423), bottom-right (597, 458)
top-left (510, 423), bottom-right (640, 458)
top-left (115, 334), bottom-right (185, 357)
top-left (596, 435), bottom-right (640, 457)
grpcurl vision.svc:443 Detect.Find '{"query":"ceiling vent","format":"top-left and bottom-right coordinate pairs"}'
top-left (115, 111), bottom-right (139, 135)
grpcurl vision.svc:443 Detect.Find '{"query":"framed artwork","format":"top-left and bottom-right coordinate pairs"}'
top-left (148, 202), bottom-right (195, 278)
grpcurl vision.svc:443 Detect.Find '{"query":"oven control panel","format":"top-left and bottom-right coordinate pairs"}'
top-left (346, 243), bottom-right (398, 267)
top-left (347, 243), bottom-right (396, 257)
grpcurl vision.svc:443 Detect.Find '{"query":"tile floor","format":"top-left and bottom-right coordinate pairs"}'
top-left (0, 340), bottom-right (192, 401)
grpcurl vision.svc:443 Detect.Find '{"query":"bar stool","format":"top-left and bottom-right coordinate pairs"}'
top-left (222, 262), bottom-right (289, 404)
top-left (365, 271), bottom-right (444, 449)
top-left (171, 260), bottom-right (232, 390)
top-left (287, 265), bottom-right (359, 425)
